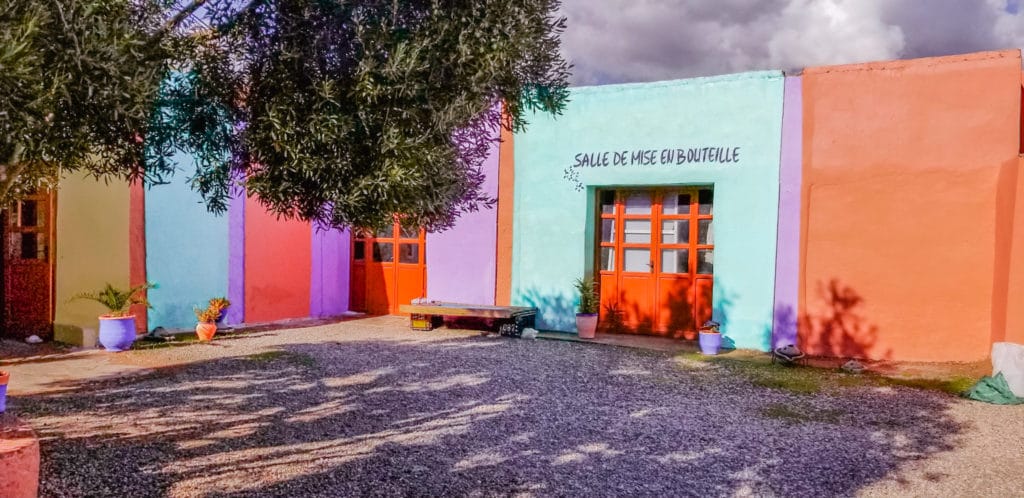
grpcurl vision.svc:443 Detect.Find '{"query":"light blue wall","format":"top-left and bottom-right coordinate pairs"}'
top-left (511, 72), bottom-right (785, 350)
top-left (146, 151), bottom-right (230, 330)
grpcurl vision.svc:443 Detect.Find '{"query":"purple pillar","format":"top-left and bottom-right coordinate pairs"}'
top-left (311, 225), bottom-right (350, 317)
top-left (226, 182), bottom-right (246, 325)
top-left (773, 76), bottom-right (803, 349)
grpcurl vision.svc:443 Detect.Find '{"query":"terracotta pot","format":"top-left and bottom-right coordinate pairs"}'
top-left (576, 313), bottom-right (598, 339)
top-left (196, 322), bottom-right (218, 341)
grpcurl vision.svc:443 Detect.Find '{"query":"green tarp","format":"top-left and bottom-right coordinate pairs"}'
top-left (964, 373), bottom-right (1024, 405)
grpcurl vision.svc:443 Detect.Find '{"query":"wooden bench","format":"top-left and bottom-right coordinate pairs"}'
top-left (398, 302), bottom-right (538, 337)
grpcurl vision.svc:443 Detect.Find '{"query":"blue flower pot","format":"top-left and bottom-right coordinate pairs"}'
top-left (699, 332), bottom-right (722, 355)
top-left (0, 372), bottom-right (7, 413)
top-left (99, 316), bottom-right (138, 352)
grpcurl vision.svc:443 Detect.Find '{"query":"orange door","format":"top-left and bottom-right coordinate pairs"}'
top-left (350, 222), bottom-right (426, 315)
top-left (598, 188), bottom-right (714, 339)
top-left (3, 192), bottom-right (56, 339)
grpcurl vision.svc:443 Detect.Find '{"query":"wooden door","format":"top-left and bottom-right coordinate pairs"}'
top-left (350, 222), bottom-right (426, 315)
top-left (598, 188), bottom-right (714, 338)
top-left (3, 191), bottom-right (56, 339)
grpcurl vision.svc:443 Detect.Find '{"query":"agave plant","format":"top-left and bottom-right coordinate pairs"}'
top-left (71, 283), bottom-right (155, 317)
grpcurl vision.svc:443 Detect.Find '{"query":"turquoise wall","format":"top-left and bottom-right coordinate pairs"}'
top-left (511, 71), bottom-right (785, 350)
top-left (146, 151), bottom-right (230, 330)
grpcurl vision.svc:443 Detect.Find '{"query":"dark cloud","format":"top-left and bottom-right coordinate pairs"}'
top-left (560, 0), bottom-right (1024, 85)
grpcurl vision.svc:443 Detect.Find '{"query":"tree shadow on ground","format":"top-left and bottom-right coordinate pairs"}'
top-left (14, 334), bottom-right (966, 497)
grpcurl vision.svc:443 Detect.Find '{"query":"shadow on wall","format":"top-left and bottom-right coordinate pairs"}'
top-left (518, 287), bottom-right (577, 331)
top-left (796, 279), bottom-right (890, 360)
top-left (13, 334), bottom-right (965, 496)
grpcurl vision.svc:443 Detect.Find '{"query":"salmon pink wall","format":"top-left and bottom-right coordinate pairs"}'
top-left (244, 198), bottom-right (312, 323)
top-left (495, 119), bottom-right (515, 307)
top-left (800, 50), bottom-right (1023, 362)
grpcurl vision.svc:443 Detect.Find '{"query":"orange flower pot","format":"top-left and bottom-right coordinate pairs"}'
top-left (196, 322), bottom-right (218, 341)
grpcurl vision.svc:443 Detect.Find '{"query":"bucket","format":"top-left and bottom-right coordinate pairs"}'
top-left (699, 332), bottom-right (721, 355)
top-left (98, 316), bottom-right (138, 352)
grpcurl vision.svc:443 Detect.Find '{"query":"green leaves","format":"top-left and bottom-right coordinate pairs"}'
top-left (168, 0), bottom-right (570, 231)
top-left (0, 0), bottom-right (176, 202)
top-left (2, 0), bottom-right (570, 233)
top-left (71, 282), bottom-right (156, 317)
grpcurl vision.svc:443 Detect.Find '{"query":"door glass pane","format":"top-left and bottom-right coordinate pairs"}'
top-left (600, 191), bottom-right (616, 214)
top-left (600, 219), bottom-right (615, 243)
top-left (697, 249), bottom-right (714, 274)
top-left (353, 241), bottom-right (365, 261)
top-left (698, 219), bottom-right (714, 245)
top-left (624, 191), bottom-right (652, 215)
top-left (623, 219), bottom-right (651, 243)
top-left (662, 192), bottom-right (691, 215)
top-left (15, 233), bottom-right (45, 260)
top-left (623, 248), bottom-right (650, 272)
top-left (600, 247), bottom-right (615, 271)
top-left (399, 224), bottom-right (419, 239)
top-left (18, 200), bottom-right (39, 227)
top-left (376, 226), bottom-right (394, 239)
top-left (698, 189), bottom-right (714, 215)
top-left (660, 249), bottom-right (689, 274)
top-left (372, 242), bottom-right (394, 262)
top-left (661, 220), bottom-right (689, 244)
top-left (399, 243), bottom-right (419, 263)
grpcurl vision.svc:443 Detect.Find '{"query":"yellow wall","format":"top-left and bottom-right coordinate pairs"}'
top-left (54, 174), bottom-right (131, 337)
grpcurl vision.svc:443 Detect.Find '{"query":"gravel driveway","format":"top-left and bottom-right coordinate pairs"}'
top-left (8, 317), bottom-right (1024, 497)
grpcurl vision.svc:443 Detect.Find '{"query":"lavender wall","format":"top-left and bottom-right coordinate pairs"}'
top-left (425, 136), bottom-right (501, 305)
top-left (772, 76), bottom-right (803, 348)
top-left (311, 225), bottom-right (350, 317)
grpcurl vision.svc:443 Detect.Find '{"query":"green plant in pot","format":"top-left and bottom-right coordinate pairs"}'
top-left (71, 283), bottom-right (154, 352)
top-left (574, 277), bottom-right (599, 339)
top-left (195, 297), bottom-right (231, 341)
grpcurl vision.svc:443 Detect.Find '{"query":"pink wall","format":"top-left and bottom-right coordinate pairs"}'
top-left (244, 197), bottom-right (312, 323)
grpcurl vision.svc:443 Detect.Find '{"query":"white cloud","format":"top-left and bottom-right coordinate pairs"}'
top-left (559, 0), bottom-right (1024, 85)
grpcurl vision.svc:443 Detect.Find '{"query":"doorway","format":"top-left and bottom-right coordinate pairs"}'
top-left (350, 222), bottom-right (426, 315)
top-left (3, 191), bottom-right (56, 339)
top-left (596, 188), bottom-right (714, 339)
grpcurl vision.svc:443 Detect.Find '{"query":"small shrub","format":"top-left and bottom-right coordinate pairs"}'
top-left (574, 277), bottom-right (598, 314)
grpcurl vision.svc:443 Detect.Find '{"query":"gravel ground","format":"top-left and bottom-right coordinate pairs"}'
top-left (8, 317), bottom-right (1024, 497)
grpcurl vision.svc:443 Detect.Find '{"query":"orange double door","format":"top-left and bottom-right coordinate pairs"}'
top-left (597, 188), bottom-right (714, 339)
top-left (350, 223), bottom-right (426, 315)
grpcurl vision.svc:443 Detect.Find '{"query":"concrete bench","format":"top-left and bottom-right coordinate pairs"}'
top-left (398, 302), bottom-right (538, 337)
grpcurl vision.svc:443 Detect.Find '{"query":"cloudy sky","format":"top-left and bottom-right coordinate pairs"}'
top-left (559, 0), bottom-right (1024, 85)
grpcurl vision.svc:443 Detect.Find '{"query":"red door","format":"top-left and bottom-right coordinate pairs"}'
top-left (350, 222), bottom-right (426, 315)
top-left (598, 188), bottom-right (714, 339)
top-left (3, 191), bottom-right (56, 339)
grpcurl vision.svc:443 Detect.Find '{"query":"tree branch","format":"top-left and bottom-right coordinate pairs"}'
top-left (156, 0), bottom-right (266, 39)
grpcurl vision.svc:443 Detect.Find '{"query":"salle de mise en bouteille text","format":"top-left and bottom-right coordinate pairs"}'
top-left (562, 146), bottom-right (742, 190)
top-left (571, 146), bottom-right (742, 168)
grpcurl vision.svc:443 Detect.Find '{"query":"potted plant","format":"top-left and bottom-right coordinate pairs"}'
top-left (574, 277), bottom-right (599, 339)
top-left (698, 320), bottom-right (722, 355)
top-left (72, 283), bottom-right (154, 352)
top-left (0, 370), bottom-right (8, 413)
top-left (194, 297), bottom-right (231, 341)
